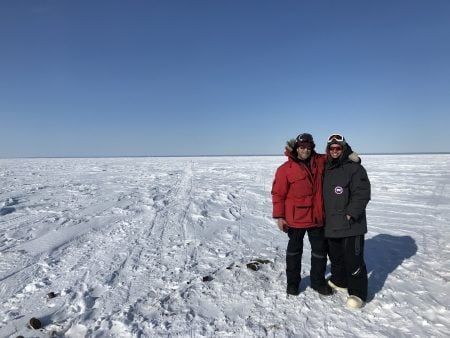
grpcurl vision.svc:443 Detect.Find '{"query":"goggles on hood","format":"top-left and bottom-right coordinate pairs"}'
top-left (327, 133), bottom-right (344, 143)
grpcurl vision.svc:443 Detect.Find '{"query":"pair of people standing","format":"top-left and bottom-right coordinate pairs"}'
top-left (271, 133), bottom-right (371, 308)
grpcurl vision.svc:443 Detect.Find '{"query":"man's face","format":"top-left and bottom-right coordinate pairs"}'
top-left (297, 145), bottom-right (312, 160)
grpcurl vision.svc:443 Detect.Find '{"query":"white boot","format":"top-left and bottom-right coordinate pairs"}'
top-left (346, 295), bottom-right (364, 309)
top-left (328, 280), bottom-right (348, 292)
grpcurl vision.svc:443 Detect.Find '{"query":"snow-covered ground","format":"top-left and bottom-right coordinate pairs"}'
top-left (0, 155), bottom-right (449, 337)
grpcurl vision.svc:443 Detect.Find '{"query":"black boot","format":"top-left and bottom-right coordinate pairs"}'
top-left (312, 284), bottom-right (333, 296)
top-left (286, 284), bottom-right (300, 296)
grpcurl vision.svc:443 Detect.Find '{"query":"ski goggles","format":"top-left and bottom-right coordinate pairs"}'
top-left (327, 133), bottom-right (344, 143)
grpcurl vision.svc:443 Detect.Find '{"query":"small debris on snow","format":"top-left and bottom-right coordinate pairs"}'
top-left (202, 275), bottom-right (213, 282)
top-left (28, 317), bottom-right (42, 329)
top-left (246, 263), bottom-right (260, 271)
top-left (246, 259), bottom-right (272, 271)
top-left (47, 291), bottom-right (57, 299)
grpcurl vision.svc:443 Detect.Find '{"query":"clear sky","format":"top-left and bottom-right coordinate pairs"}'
top-left (1, 0), bottom-right (449, 157)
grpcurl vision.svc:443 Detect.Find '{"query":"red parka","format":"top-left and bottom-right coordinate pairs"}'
top-left (272, 149), bottom-right (326, 228)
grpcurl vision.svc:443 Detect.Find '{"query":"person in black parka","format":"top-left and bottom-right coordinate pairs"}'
top-left (323, 134), bottom-right (371, 308)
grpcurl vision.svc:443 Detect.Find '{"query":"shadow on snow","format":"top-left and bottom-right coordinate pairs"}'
top-left (0, 207), bottom-right (16, 216)
top-left (365, 233), bottom-right (418, 301)
top-left (298, 233), bottom-right (418, 302)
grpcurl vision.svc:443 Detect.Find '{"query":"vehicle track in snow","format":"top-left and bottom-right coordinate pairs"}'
top-left (0, 157), bottom-right (279, 336)
top-left (45, 161), bottom-right (202, 335)
top-left (21, 161), bottom-right (202, 335)
top-left (0, 159), bottom-right (177, 334)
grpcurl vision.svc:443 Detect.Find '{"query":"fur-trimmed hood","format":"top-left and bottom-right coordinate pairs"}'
top-left (326, 141), bottom-right (361, 166)
top-left (283, 137), bottom-right (360, 164)
top-left (284, 138), bottom-right (318, 162)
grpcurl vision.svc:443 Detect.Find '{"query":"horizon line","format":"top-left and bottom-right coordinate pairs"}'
top-left (1, 152), bottom-right (450, 160)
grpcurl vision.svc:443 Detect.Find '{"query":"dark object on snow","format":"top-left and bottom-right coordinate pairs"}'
top-left (246, 259), bottom-right (272, 271)
top-left (253, 259), bottom-right (271, 264)
top-left (202, 275), bottom-right (213, 282)
top-left (226, 264), bottom-right (240, 270)
top-left (47, 292), bottom-right (57, 299)
top-left (246, 262), bottom-right (260, 271)
top-left (28, 317), bottom-right (42, 329)
top-left (16, 336), bottom-right (24, 338)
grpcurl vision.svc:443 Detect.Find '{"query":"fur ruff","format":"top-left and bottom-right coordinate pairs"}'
top-left (285, 138), bottom-right (359, 163)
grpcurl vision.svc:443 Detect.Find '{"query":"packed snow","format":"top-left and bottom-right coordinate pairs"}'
top-left (0, 155), bottom-right (449, 337)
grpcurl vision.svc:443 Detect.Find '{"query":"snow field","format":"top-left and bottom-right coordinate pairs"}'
top-left (0, 155), bottom-right (449, 337)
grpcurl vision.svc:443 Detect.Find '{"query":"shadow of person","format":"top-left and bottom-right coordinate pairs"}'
top-left (365, 233), bottom-right (418, 301)
top-left (299, 275), bottom-right (310, 293)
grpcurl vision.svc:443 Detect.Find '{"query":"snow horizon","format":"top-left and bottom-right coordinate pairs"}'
top-left (2, 152), bottom-right (450, 160)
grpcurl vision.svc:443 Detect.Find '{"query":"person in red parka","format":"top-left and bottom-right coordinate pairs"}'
top-left (272, 133), bottom-right (333, 296)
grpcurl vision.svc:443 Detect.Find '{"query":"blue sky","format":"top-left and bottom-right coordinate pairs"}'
top-left (1, 0), bottom-right (449, 157)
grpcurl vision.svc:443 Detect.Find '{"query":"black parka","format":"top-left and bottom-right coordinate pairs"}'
top-left (323, 145), bottom-right (371, 238)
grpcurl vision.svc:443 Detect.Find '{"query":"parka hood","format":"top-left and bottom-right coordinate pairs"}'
top-left (284, 138), bottom-right (317, 163)
top-left (326, 141), bottom-right (361, 166)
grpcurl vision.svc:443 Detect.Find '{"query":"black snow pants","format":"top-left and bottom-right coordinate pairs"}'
top-left (328, 235), bottom-right (368, 301)
top-left (286, 227), bottom-right (328, 289)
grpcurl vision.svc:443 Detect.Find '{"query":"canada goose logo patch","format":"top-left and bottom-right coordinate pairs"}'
top-left (334, 186), bottom-right (343, 195)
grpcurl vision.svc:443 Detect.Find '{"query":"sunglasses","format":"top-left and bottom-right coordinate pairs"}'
top-left (329, 145), bottom-right (343, 151)
top-left (327, 134), bottom-right (344, 143)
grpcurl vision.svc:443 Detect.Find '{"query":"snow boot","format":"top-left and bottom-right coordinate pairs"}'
top-left (312, 284), bottom-right (333, 296)
top-left (346, 295), bottom-right (364, 309)
top-left (328, 279), bottom-right (348, 293)
top-left (286, 284), bottom-right (300, 296)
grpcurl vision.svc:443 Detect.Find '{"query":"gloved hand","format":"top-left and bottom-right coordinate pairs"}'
top-left (277, 218), bottom-right (289, 233)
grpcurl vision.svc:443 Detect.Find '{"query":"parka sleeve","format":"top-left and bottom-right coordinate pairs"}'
top-left (271, 166), bottom-right (289, 218)
top-left (346, 165), bottom-right (371, 220)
